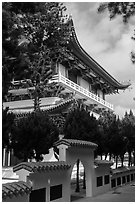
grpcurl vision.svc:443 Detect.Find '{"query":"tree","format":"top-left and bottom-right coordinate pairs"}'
top-left (2, 107), bottom-right (15, 150)
top-left (2, 2), bottom-right (71, 107)
top-left (107, 117), bottom-right (128, 168)
top-left (2, 2), bottom-right (26, 101)
top-left (64, 106), bottom-right (98, 142)
top-left (121, 110), bottom-right (135, 166)
top-left (11, 111), bottom-right (59, 161)
top-left (98, 2), bottom-right (135, 23)
top-left (98, 110), bottom-right (129, 168)
top-left (98, 2), bottom-right (135, 63)
top-left (98, 110), bottom-right (116, 160)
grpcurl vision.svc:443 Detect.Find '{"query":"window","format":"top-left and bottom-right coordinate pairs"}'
top-left (104, 175), bottom-right (110, 185)
top-left (122, 176), bottom-right (126, 184)
top-left (117, 177), bottom-right (121, 186)
top-left (97, 176), bottom-right (103, 187)
top-left (68, 70), bottom-right (77, 83)
top-left (29, 188), bottom-right (46, 202)
top-left (50, 184), bottom-right (62, 201)
top-left (111, 179), bottom-right (116, 188)
top-left (131, 174), bottom-right (134, 181)
top-left (127, 175), bottom-right (130, 182)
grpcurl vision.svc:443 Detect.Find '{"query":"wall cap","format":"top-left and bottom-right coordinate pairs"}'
top-left (54, 139), bottom-right (98, 149)
top-left (13, 161), bottom-right (71, 173)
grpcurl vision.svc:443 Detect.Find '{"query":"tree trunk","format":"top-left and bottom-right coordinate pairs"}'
top-left (75, 159), bottom-right (80, 192)
top-left (128, 151), bottom-right (131, 167)
top-left (133, 151), bottom-right (135, 166)
top-left (109, 153), bottom-right (112, 161)
top-left (83, 169), bottom-right (86, 189)
top-left (115, 155), bottom-right (118, 169)
top-left (33, 85), bottom-right (41, 112)
top-left (105, 153), bottom-right (108, 160)
top-left (120, 155), bottom-right (124, 167)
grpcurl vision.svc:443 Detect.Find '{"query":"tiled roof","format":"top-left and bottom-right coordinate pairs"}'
top-left (2, 181), bottom-right (32, 200)
top-left (44, 98), bottom-right (74, 113)
top-left (3, 97), bottom-right (61, 111)
top-left (94, 159), bottom-right (113, 166)
top-left (13, 161), bottom-right (71, 173)
top-left (5, 98), bottom-right (74, 118)
top-left (69, 19), bottom-right (130, 90)
top-left (54, 139), bottom-right (98, 149)
top-left (111, 166), bottom-right (135, 175)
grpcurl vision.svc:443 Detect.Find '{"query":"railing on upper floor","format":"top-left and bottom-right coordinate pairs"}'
top-left (51, 74), bottom-right (114, 110)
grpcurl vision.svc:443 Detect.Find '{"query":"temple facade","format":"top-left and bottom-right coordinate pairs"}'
top-left (3, 19), bottom-right (130, 167)
top-left (3, 19), bottom-right (129, 117)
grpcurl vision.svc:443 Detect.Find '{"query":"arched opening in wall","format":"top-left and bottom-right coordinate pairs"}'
top-left (70, 159), bottom-right (86, 201)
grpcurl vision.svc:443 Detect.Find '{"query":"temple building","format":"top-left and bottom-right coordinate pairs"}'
top-left (3, 19), bottom-right (130, 167)
top-left (3, 19), bottom-right (130, 117)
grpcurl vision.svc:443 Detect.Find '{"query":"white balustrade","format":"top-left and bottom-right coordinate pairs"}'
top-left (51, 74), bottom-right (114, 110)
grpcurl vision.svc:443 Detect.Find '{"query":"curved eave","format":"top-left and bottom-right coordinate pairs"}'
top-left (68, 21), bottom-right (130, 90)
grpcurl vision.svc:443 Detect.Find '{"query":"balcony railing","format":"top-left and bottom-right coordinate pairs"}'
top-left (51, 74), bottom-right (113, 110)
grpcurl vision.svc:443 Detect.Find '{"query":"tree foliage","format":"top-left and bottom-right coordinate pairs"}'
top-left (121, 110), bottom-right (135, 166)
top-left (2, 2), bottom-right (71, 105)
top-left (98, 2), bottom-right (135, 23)
top-left (98, 110), bottom-right (135, 167)
top-left (2, 108), bottom-right (15, 149)
top-left (11, 111), bottom-right (59, 161)
top-left (63, 104), bottom-right (99, 191)
top-left (64, 106), bottom-right (98, 142)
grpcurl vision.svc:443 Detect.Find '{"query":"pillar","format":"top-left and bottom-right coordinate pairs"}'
top-left (8, 150), bottom-right (11, 166)
top-left (3, 148), bottom-right (6, 166)
top-left (46, 179), bottom-right (50, 202)
top-left (85, 164), bottom-right (95, 197)
top-left (58, 144), bottom-right (68, 162)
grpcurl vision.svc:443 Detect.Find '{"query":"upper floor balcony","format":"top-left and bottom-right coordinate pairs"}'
top-left (51, 74), bottom-right (114, 111)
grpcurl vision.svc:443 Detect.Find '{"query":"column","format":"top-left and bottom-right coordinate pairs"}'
top-left (8, 150), bottom-right (11, 166)
top-left (46, 179), bottom-right (50, 202)
top-left (3, 148), bottom-right (6, 166)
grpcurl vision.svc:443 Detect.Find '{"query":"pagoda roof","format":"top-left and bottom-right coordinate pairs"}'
top-left (9, 98), bottom-right (74, 118)
top-left (68, 19), bottom-right (130, 90)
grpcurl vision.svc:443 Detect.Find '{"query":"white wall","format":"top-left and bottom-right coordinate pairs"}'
top-left (94, 165), bottom-right (111, 196)
top-left (16, 169), bottom-right (30, 182)
top-left (58, 64), bottom-right (67, 77)
top-left (111, 170), bottom-right (135, 187)
top-left (97, 89), bottom-right (104, 99)
top-left (78, 77), bottom-right (90, 91)
top-left (59, 145), bottom-right (96, 197)
top-left (28, 170), bottom-right (70, 202)
top-left (15, 168), bottom-right (71, 202)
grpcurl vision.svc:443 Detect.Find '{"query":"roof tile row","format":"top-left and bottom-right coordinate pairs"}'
top-left (2, 181), bottom-right (32, 200)
top-left (13, 161), bottom-right (71, 173)
top-left (54, 139), bottom-right (98, 148)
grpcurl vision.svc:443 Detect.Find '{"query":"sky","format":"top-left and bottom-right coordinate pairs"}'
top-left (64, 2), bottom-right (135, 119)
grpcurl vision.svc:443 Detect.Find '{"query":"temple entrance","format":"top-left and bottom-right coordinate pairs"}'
top-left (71, 160), bottom-right (86, 201)
top-left (54, 139), bottom-right (98, 199)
